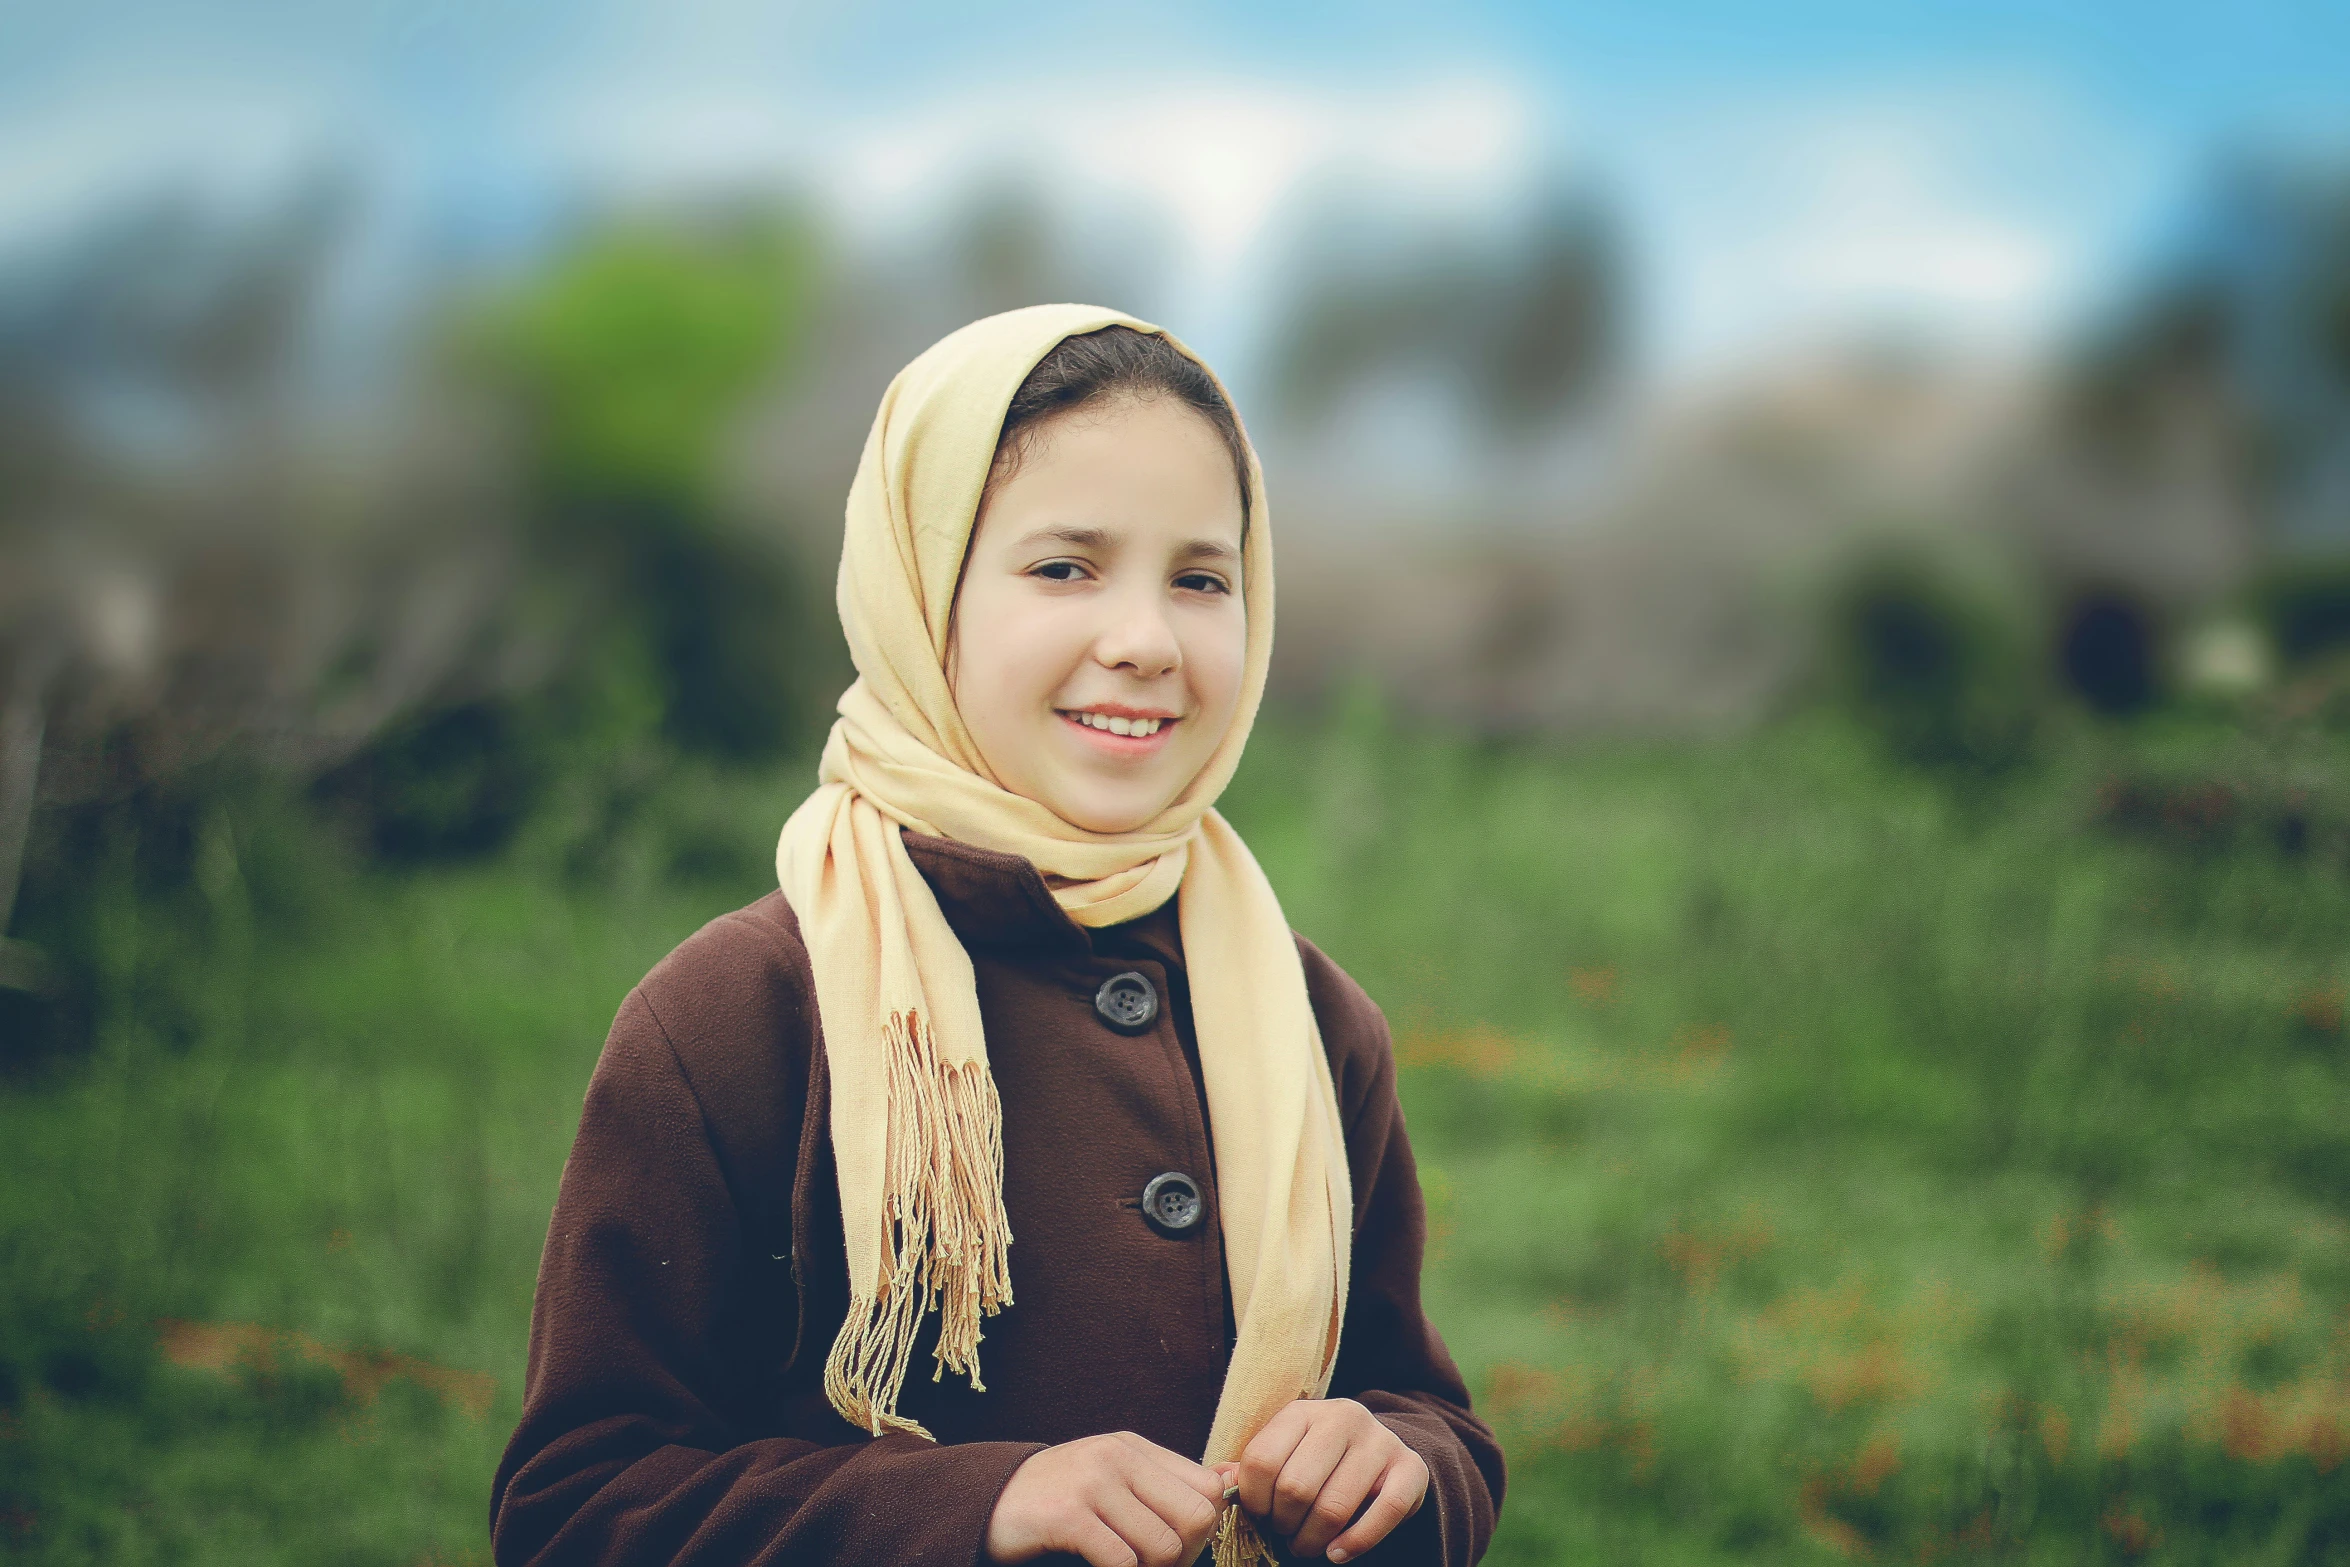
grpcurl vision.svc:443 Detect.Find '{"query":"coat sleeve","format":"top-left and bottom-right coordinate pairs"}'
top-left (489, 972), bottom-right (1042, 1567)
top-left (1300, 938), bottom-right (1506, 1567)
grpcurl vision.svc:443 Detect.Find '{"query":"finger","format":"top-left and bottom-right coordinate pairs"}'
top-left (1325, 1455), bottom-right (1431, 1563)
top-left (1068, 1512), bottom-right (1143, 1567)
top-left (1268, 1419), bottom-right (1352, 1538)
top-left (1118, 1431), bottom-right (1228, 1508)
top-left (1097, 1486), bottom-right (1189, 1567)
top-left (1287, 1441), bottom-right (1391, 1561)
top-left (1120, 1455), bottom-right (1222, 1556)
top-left (1237, 1402), bottom-right (1315, 1518)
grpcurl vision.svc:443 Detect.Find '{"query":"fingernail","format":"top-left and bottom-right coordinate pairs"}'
top-left (1328, 1551), bottom-right (1351, 1564)
top-left (1222, 1485), bottom-right (1239, 1506)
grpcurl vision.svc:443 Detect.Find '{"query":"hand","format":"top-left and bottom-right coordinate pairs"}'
top-left (985, 1430), bottom-right (1227, 1567)
top-left (1220, 1398), bottom-right (1429, 1564)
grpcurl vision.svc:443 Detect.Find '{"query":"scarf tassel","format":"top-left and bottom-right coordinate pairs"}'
top-left (1213, 1507), bottom-right (1279, 1567)
top-left (823, 1008), bottom-right (1013, 1439)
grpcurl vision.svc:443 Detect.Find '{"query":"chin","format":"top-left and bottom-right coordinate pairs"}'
top-left (1051, 785), bottom-right (1171, 836)
top-left (1060, 802), bottom-right (1156, 835)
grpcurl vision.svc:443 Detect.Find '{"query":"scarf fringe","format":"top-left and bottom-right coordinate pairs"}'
top-left (1212, 1507), bottom-right (1278, 1567)
top-left (823, 1008), bottom-right (1013, 1439)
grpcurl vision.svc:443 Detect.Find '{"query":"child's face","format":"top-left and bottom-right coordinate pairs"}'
top-left (948, 394), bottom-right (1248, 835)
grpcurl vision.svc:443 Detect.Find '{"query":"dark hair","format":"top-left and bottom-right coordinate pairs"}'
top-left (987, 324), bottom-right (1252, 530)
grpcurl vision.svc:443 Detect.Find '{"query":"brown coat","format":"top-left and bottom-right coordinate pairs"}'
top-left (490, 831), bottom-right (1503, 1566)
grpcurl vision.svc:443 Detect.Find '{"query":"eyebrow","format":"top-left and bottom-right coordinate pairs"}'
top-left (1016, 525), bottom-right (1239, 565)
top-left (1018, 525), bottom-right (1115, 552)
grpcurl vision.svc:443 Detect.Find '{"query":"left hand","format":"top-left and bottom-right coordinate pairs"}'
top-left (1218, 1397), bottom-right (1429, 1564)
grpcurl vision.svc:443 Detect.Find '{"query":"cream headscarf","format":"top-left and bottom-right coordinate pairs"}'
top-left (774, 305), bottom-right (1352, 1548)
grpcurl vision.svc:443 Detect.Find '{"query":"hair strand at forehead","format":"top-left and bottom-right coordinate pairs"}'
top-left (987, 325), bottom-right (1253, 532)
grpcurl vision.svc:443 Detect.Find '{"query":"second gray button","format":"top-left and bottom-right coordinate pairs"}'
top-left (1142, 1171), bottom-right (1203, 1235)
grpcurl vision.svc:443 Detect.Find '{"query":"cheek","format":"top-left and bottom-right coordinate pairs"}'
top-left (1187, 607), bottom-right (1249, 726)
top-left (955, 589), bottom-right (1085, 723)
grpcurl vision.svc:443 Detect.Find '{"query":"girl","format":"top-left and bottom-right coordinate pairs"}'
top-left (490, 305), bottom-right (1503, 1567)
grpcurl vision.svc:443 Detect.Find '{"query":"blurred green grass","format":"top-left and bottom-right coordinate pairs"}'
top-left (6, 705), bottom-right (2349, 1564)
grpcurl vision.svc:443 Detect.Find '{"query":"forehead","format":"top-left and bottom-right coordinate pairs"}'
top-left (975, 395), bottom-right (1245, 544)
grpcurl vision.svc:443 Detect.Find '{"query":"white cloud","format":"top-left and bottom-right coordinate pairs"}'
top-left (802, 72), bottom-right (1547, 275)
top-left (553, 66), bottom-right (2141, 388)
top-left (540, 69), bottom-right (1552, 377)
top-left (1616, 75), bottom-right (2162, 377)
top-left (0, 48), bottom-right (2159, 398)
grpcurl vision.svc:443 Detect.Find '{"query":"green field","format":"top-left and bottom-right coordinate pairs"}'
top-left (6, 705), bottom-right (2349, 1564)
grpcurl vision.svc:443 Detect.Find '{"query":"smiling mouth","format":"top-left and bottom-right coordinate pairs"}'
top-left (1056, 709), bottom-right (1179, 747)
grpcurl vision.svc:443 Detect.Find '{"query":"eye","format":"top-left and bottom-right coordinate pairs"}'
top-left (1030, 559), bottom-right (1091, 583)
top-left (1175, 571), bottom-right (1231, 595)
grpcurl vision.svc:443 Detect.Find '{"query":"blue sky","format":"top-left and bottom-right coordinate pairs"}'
top-left (2, 0), bottom-right (2344, 381)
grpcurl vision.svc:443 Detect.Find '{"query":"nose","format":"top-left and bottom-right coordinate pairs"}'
top-left (1092, 582), bottom-right (1182, 680)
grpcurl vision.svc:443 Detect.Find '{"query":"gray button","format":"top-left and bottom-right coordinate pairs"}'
top-left (1094, 970), bottom-right (1158, 1034)
top-left (1142, 1171), bottom-right (1203, 1236)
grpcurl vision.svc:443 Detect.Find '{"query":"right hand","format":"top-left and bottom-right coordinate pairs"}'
top-left (985, 1430), bottom-right (1228, 1567)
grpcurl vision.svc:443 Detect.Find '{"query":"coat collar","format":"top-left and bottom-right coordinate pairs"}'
top-left (899, 830), bottom-right (1183, 970)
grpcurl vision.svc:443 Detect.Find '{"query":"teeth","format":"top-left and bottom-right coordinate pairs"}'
top-left (1068, 711), bottom-right (1164, 736)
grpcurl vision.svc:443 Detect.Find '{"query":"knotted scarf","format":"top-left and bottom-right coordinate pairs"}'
top-left (774, 304), bottom-right (1351, 1564)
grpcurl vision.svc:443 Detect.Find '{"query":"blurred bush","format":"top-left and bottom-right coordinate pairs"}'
top-left (1824, 547), bottom-right (2042, 779)
top-left (311, 700), bottom-right (551, 862)
top-left (2054, 587), bottom-right (2163, 716)
top-left (2253, 556), bottom-right (2350, 670)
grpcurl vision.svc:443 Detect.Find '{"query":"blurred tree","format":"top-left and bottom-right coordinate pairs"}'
top-left (1265, 170), bottom-right (1623, 448)
top-left (2, 181), bottom-right (838, 1058)
top-left (2019, 154), bottom-right (2350, 696)
top-left (485, 214), bottom-right (818, 509)
top-left (0, 638), bottom-right (62, 1018)
top-left (2068, 154), bottom-right (2350, 555)
top-left (1472, 183), bottom-right (1622, 439)
top-left (891, 175), bottom-right (1162, 351)
top-left (0, 171), bottom-right (469, 1060)
top-left (953, 180), bottom-right (1063, 322)
top-left (448, 205), bottom-right (832, 775)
